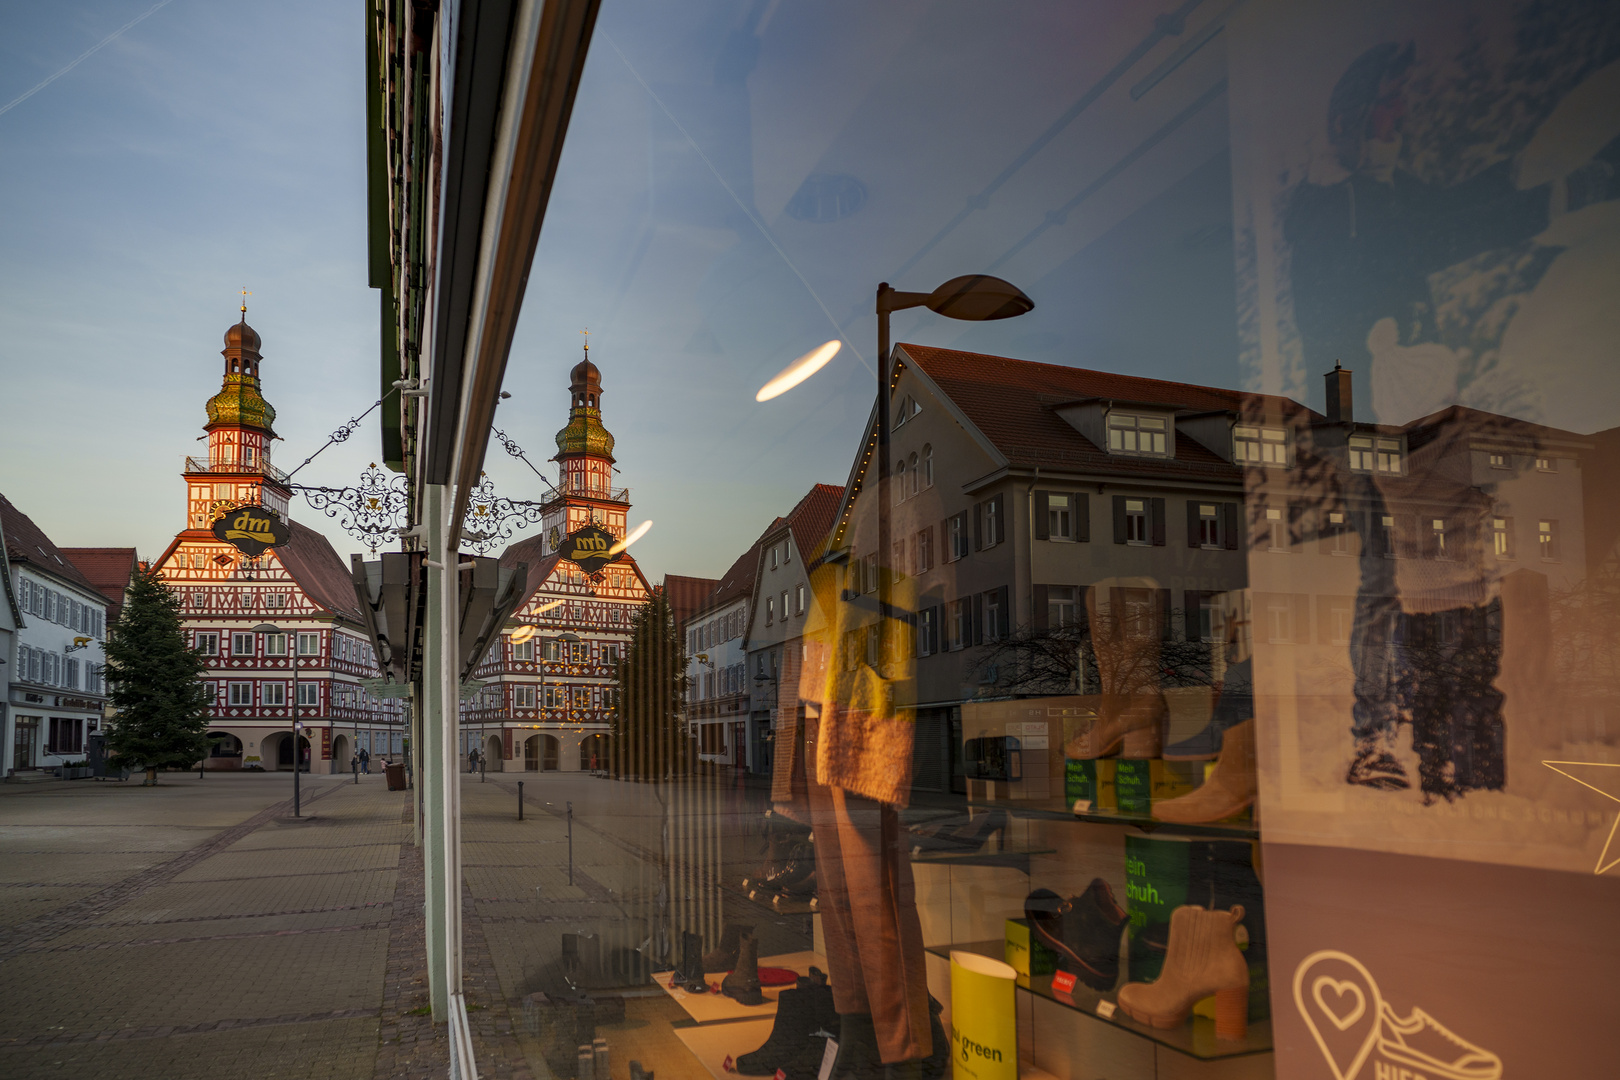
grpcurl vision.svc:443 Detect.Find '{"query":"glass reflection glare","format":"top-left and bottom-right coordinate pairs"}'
top-left (609, 519), bottom-right (652, 554)
top-left (755, 340), bottom-right (841, 402)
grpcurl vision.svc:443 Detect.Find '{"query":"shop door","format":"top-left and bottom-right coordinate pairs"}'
top-left (278, 736), bottom-right (294, 768)
top-left (524, 736), bottom-right (539, 771)
top-left (541, 735), bottom-right (559, 771)
top-left (14, 718), bottom-right (38, 769)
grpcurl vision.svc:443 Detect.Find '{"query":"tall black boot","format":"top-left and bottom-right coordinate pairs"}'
top-left (720, 932), bottom-right (766, 1005)
top-left (670, 930), bottom-right (706, 992)
top-left (702, 921), bottom-right (754, 974)
top-left (736, 971), bottom-right (836, 1074)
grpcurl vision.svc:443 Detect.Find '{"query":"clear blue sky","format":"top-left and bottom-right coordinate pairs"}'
top-left (1, 1), bottom-right (1248, 580)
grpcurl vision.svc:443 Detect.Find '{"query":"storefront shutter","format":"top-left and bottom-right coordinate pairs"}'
top-left (1034, 491), bottom-right (1050, 540)
top-left (1151, 498), bottom-right (1167, 546)
top-left (1112, 496), bottom-right (1128, 543)
top-left (910, 710), bottom-right (946, 793)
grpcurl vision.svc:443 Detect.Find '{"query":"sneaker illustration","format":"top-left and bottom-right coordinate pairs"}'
top-left (1346, 744), bottom-right (1410, 790)
top-left (1376, 1001), bottom-right (1502, 1080)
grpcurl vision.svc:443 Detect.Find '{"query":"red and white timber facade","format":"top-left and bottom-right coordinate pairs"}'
top-left (153, 313), bottom-right (403, 773)
top-left (462, 350), bottom-right (651, 772)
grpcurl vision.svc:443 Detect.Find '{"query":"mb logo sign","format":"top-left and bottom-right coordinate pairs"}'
top-left (559, 524), bottom-right (620, 575)
top-left (211, 505), bottom-right (291, 556)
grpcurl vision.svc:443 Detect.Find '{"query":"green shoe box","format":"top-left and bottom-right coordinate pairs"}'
top-left (1115, 759), bottom-right (1197, 815)
top-left (1064, 758), bottom-right (1117, 809)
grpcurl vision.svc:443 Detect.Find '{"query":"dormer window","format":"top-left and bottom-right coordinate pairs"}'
top-left (1349, 434), bottom-right (1403, 474)
top-left (1108, 413), bottom-right (1168, 456)
top-left (1234, 425), bottom-right (1289, 466)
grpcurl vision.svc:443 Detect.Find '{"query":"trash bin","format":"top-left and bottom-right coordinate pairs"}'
top-left (385, 761), bottom-right (408, 791)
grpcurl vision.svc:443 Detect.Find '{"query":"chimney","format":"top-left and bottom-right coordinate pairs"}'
top-left (1324, 362), bottom-right (1353, 423)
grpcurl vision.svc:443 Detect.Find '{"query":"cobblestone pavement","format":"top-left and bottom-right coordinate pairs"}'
top-left (0, 769), bottom-right (794, 1080)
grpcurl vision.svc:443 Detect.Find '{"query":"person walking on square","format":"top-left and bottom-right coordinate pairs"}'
top-left (358, 747), bottom-right (370, 775)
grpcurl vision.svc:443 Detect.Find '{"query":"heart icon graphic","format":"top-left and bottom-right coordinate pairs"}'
top-left (1312, 978), bottom-right (1366, 1031)
top-left (1293, 951), bottom-right (1382, 1080)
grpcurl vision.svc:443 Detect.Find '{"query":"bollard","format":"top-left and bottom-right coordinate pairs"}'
top-left (518, 781), bottom-right (524, 820)
top-left (567, 801), bottom-right (574, 885)
top-left (353, 759), bottom-right (360, 784)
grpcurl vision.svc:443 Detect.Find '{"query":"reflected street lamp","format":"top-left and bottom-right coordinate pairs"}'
top-left (254, 622), bottom-right (301, 816)
top-left (873, 276), bottom-right (1033, 667)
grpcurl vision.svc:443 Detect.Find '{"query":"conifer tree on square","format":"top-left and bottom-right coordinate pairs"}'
top-left (610, 587), bottom-right (690, 779)
top-left (104, 566), bottom-right (213, 785)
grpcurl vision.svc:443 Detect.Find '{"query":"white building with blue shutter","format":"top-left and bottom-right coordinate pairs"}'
top-left (2, 493), bottom-right (111, 776)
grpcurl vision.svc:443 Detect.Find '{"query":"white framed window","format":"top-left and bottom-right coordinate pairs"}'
top-left (1350, 434), bottom-right (1403, 473)
top-left (1325, 510), bottom-right (1353, 555)
top-left (513, 639), bottom-right (535, 660)
top-left (1048, 585), bottom-right (1078, 629)
top-left (1430, 518), bottom-right (1449, 559)
top-left (922, 445), bottom-right (934, 488)
top-left (296, 632), bottom-right (317, 656)
top-left (1489, 452), bottom-right (1509, 469)
top-left (1379, 514), bottom-right (1397, 557)
top-left (195, 632), bottom-right (219, 655)
top-left (795, 583), bottom-right (806, 615)
top-left (1492, 517), bottom-right (1514, 559)
top-left (229, 682), bottom-right (252, 706)
top-left (864, 553), bottom-right (878, 592)
top-left (1125, 499), bottom-right (1149, 545)
top-left (948, 514), bottom-right (968, 560)
top-left (1196, 503), bottom-right (1222, 548)
top-left (917, 527), bottom-right (934, 572)
top-left (894, 458), bottom-right (907, 503)
top-left (264, 633), bottom-right (287, 657)
top-left (765, 597), bottom-right (775, 625)
top-left (232, 633), bottom-right (254, 656)
top-left (909, 452), bottom-right (919, 496)
top-left (1048, 494), bottom-right (1073, 540)
top-left (948, 598), bottom-right (971, 651)
top-left (1265, 596), bottom-right (1296, 644)
top-left (781, 590), bottom-right (790, 620)
top-left (263, 682), bottom-right (286, 706)
top-left (1196, 594), bottom-right (1223, 643)
top-left (1539, 519), bottom-right (1560, 561)
top-left (1266, 507), bottom-right (1288, 552)
top-left (1234, 425), bottom-right (1289, 466)
top-left (771, 545), bottom-right (780, 569)
top-left (296, 682), bottom-right (319, 705)
top-left (1108, 413), bottom-right (1168, 456)
top-left (604, 643), bottom-right (620, 665)
top-left (514, 685), bottom-right (537, 708)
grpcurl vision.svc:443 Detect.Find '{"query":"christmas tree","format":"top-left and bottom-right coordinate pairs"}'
top-left (611, 587), bottom-right (690, 779)
top-left (104, 566), bottom-right (213, 785)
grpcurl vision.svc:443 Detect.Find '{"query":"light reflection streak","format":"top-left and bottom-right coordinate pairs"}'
top-left (756, 340), bottom-right (841, 402)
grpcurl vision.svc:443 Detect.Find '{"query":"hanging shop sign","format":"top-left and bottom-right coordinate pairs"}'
top-left (211, 505), bottom-right (291, 555)
top-left (558, 524), bottom-right (619, 574)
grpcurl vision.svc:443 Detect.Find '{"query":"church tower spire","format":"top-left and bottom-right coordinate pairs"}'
top-left (542, 339), bottom-right (629, 553)
top-left (182, 304), bottom-right (290, 530)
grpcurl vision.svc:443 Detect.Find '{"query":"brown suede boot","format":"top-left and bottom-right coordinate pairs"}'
top-left (1117, 905), bottom-right (1249, 1039)
top-left (1152, 719), bottom-right (1256, 823)
top-left (1063, 694), bottom-right (1165, 759)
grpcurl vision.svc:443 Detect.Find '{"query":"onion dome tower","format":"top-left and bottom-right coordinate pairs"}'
top-left (542, 336), bottom-right (629, 552)
top-left (182, 298), bottom-right (290, 529)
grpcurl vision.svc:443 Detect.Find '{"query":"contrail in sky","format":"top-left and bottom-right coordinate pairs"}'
top-left (0, 0), bottom-right (175, 119)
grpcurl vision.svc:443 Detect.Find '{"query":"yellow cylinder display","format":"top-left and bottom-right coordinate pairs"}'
top-left (949, 950), bottom-right (1019, 1080)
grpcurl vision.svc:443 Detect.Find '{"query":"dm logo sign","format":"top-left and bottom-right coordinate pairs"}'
top-left (212, 505), bottom-right (291, 556)
top-left (559, 525), bottom-right (620, 574)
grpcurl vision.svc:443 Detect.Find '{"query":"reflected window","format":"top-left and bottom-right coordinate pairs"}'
top-left (195, 632), bottom-right (219, 655)
top-left (1539, 519), bottom-right (1560, 561)
top-left (1350, 434), bottom-right (1403, 473)
top-left (1122, 588), bottom-right (1155, 639)
top-left (1430, 518), bottom-right (1449, 559)
top-left (264, 682), bottom-right (286, 707)
top-left (1108, 413), bottom-right (1168, 455)
top-left (1196, 594), bottom-right (1223, 642)
top-left (232, 632), bottom-right (253, 655)
top-left (1124, 499), bottom-right (1149, 544)
top-left (296, 683), bottom-right (318, 706)
top-left (1266, 596), bottom-right (1295, 644)
top-left (1196, 503), bottom-right (1222, 548)
top-left (1234, 425), bottom-right (1289, 466)
top-left (891, 541), bottom-right (906, 579)
top-left (1324, 510), bottom-right (1354, 555)
top-left (1536, 456), bottom-right (1556, 472)
top-left (917, 527), bottom-right (934, 572)
top-left (894, 459), bottom-right (907, 503)
top-left (1379, 514), bottom-right (1397, 558)
top-left (795, 584), bottom-right (806, 615)
top-left (515, 686), bottom-right (536, 708)
top-left (1267, 507), bottom-right (1289, 552)
top-left (865, 553), bottom-right (878, 591)
top-left (918, 608), bottom-right (939, 656)
top-left (264, 633), bottom-right (287, 657)
top-left (1493, 516), bottom-right (1515, 559)
top-left (909, 452), bottom-right (919, 496)
top-left (1048, 586), bottom-right (1079, 629)
top-left (922, 445), bottom-right (934, 488)
top-left (513, 640), bottom-right (534, 661)
top-left (1489, 452), bottom-right (1509, 469)
top-left (1049, 494), bottom-right (1073, 540)
top-left (765, 597), bottom-right (775, 625)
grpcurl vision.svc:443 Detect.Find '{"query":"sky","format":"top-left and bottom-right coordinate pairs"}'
top-left (0, 1), bottom-right (1249, 581)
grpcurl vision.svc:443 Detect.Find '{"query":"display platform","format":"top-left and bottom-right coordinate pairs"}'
top-left (673, 1017), bottom-right (779, 1080)
top-left (927, 940), bottom-right (1273, 1061)
top-left (652, 950), bottom-right (828, 1024)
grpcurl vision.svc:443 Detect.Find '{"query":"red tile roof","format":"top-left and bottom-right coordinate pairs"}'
top-left (0, 493), bottom-right (112, 601)
top-left (60, 548), bottom-right (140, 622)
top-left (899, 343), bottom-right (1311, 480)
top-left (663, 574), bottom-right (722, 628)
top-left (276, 521), bottom-right (366, 622)
top-left (498, 533), bottom-right (563, 604)
top-left (782, 484), bottom-right (844, 561)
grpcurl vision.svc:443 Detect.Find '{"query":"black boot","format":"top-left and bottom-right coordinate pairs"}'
top-left (701, 922), bottom-right (753, 974)
top-left (735, 974), bottom-right (836, 1074)
top-left (670, 930), bottom-right (706, 992)
top-left (1025, 877), bottom-right (1128, 990)
top-left (720, 932), bottom-right (766, 1005)
top-left (828, 1013), bottom-right (882, 1080)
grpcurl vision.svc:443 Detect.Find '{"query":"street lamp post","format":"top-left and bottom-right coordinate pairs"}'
top-left (254, 622), bottom-right (301, 816)
top-left (872, 276), bottom-right (1033, 670)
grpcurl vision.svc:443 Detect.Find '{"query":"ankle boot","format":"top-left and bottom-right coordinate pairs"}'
top-left (1025, 877), bottom-right (1128, 990)
top-left (670, 930), bottom-right (706, 992)
top-left (1063, 694), bottom-right (1165, 758)
top-left (735, 974), bottom-right (836, 1074)
top-left (1153, 719), bottom-right (1257, 823)
top-left (720, 932), bottom-right (766, 1005)
top-left (828, 1013), bottom-right (881, 1080)
top-left (701, 922), bottom-right (753, 974)
top-left (1116, 905), bottom-right (1248, 1039)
